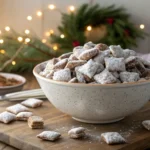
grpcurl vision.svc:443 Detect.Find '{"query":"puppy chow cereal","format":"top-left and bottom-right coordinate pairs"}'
top-left (40, 42), bottom-right (150, 84)
top-left (68, 127), bottom-right (85, 139)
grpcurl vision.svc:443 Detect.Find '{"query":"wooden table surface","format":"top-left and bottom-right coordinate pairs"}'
top-left (0, 73), bottom-right (150, 150)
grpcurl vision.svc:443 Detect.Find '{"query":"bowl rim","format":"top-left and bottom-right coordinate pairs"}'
top-left (0, 72), bottom-right (26, 89)
top-left (33, 61), bottom-right (150, 88)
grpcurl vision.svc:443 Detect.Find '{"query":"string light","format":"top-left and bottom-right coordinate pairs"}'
top-left (48, 4), bottom-right (55, 10)
top-left (12, 61), bottom-right (16, 65)
top-left (27, 16), bottom-right (32, 21)
top-left (25, 38), bottom-right (30, 43)
top-left (5, 26), bottom-right (10, 31)
top-left (60, 34), bottom-right (65, 38)
top-left (50, 30), bottom-right (54, 34)
top-left (45, 32), bottom-right (50, 37)
top-left (87, 25), bottom-right (92, 31)
top-left (0, 39), bottom-right (4, 44)
top-left (140, 24), bottom-right (145, 29)
top-left (18, 37), bottom-right (23, 42)
top-left (25, 29), bottom-right (30, 34)
top-left (37, 11), bottom-right (42, 17)
top-left (42, 39), bottom-right (46, 43)
top-left (53, 45), bottom-right (58, 51)
top-left (0, 50), bottom-right (5, 54)
top-left (69, 6), bottom-right (75, 12)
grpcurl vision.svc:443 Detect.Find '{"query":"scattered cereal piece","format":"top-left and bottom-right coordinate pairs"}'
top-left (28, 116), bottom-right (44, 129)
top-left (37, 131), bottom-right (61, 141)
top-left (21, 98), bottom-right (43, 108)
top-left (68, 127), bottom-right (85, 139)
top-left (109, 45), bottom-right (124, 58)
top-left (120, 72), bottom-right (140, 82)
top-left (101, 132), bottom-right (126, 145)
top-left (53, 58), bottom-right (68, 70)
top-left (83, 41), bottom-right (95, 49)
top-left (16, 112), bottom-right (33, 121)
top-left (69, 77), bottom-right (78, 83)
top-left (6, 104), bottom-right (29, 115)
top-left (0, 111), bottom-right (16, 124)
top-left (53, 68), bottom-right (71, 82)
top-left (142, 120), bottom-right (150, 130)
top-left (65, 60), bottom-right (86, 69)
top-left (105, 57), bottom-right (126, 72)
top-left (78, 59), bottom-right (102, 78)
top-left (95, 43), bottom-right (108, 51)
top-left (79, 48), bottom-right (98, 61)
top-left (94, 69), bottom-right (117, 84)
top-left (59, 52), bottom-right (73, 59)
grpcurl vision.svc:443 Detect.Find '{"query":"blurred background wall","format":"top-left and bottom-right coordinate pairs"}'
top-left (0, 0), bottom-right (149, 53)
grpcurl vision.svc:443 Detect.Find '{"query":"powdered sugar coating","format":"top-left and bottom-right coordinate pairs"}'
top-left (53, 58), bottom-right (68, 69)
top-left (95, 43), bottom-right (108, 51)
top-left (21, 98), bottom-right (43, 108)
top-left (109, 45), bottom-right (124, 58)
top-left (142, 120), bottom-right (150, 130)
top-left (65, 60), bottom-right (86, 69)
top-left (68, 127), bottom-right (85, 139)
top-left (75, 66), bottom-right (86, 83)
top-left (120, 72), bottom-right (140, 82)
top-left (0, 111), bottom-right (16, 123)
top-left (101, 132), bottom-right (126, 145)
top-left (105, 57), bottom-right (126, 72)
top-left (78, 59), bottom-right (102, 78)
top-left (53, 68), bottom-right (71, 82)
top-left (73, 46), bottom-right (85, 59)
top-left (94, 69), bottom-right (117, 84)
top-left (123, 49), bottom-right (136, 58)
top-left (6, 104), bottom-right (29, 114)
top-left (83, 41), bottom-right (95, 49)
top-left (37, 131), bottom-right (61, 141)
top-left (79, 48), bottom-right (98, 61)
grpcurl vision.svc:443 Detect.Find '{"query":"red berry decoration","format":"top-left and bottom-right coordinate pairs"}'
top-left (72, 41), bottom-right (80, 47)
top-left (124, 29), bottom-right (130, 36)
top-left (106, 18), bottom-right (114, 25)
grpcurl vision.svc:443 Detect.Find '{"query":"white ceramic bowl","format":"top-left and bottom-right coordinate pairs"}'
top-left (33, 61), bottom-right (150, 124)
top-left (0, 73), bottom-right (26, 95)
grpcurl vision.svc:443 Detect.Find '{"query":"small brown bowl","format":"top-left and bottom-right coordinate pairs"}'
top-left (0, 73), bottom-right (26, 95)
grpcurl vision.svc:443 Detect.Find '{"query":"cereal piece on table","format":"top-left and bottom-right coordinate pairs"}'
top-left (123, 49), bottom-right (136, 58)
top-left (53, 58), bottom-right (68, 70)
top-left (37, 131), bottom-right (61, 141)
top-left (101, 132), bottom-right (126, 145)
top-left (120, 72), bottom-right (140, 82)
top-left (93, 50), bottom-right (110, 64)
top-left (68, 54), bottom-right (78, 61)
top-left (16, 112), bottom-right (33, 121)
top-left (83, 41), bottom-right (95, 49)
top-left (73, 46), bottom-right (85, 59)
top-left (94, 69), bottom-right (117, 84)
top-left (0, 111), bottom-right (16, 124)
top-left (142, 120), bottom-right (150, 130)
top-left (105, 57), bottom-right (126, 72)
top-left (21, 98), bottom-right (43, 108)
top-left (75, 67), bottom-right (86, 83)
top-left (109, 45), bottom-right (124, 58)
top-left (68, 127), bottom-right (85, 139)
top-left (79, 48), bottom-right (98, 61)
top-left (53, 68), bottom-right (71, 82)
top-left (59, 52), bottom-right (73, 59)
top-left (69, 77), bottom-right (78, 83)
top-left (78, 59), bottom-right (103, 78)
top-left (65, 60), bottom-right (86, 69)
top-left (46, 70), bottom-right (54, 79)
top-left (28, 116), bottom-right (44, 129)
top-left (6, 104), bottom-right (29, 114)
top-left (95, 43), bottom-right (108, 51)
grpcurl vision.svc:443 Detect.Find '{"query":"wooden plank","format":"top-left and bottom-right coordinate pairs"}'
top-left (0, 73), bottom-right (150, 150)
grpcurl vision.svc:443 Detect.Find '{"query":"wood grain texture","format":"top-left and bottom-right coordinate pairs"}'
top-left (0, 73), bottom-right (150, 150)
